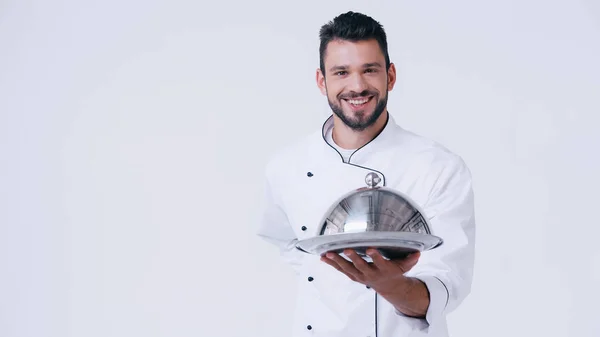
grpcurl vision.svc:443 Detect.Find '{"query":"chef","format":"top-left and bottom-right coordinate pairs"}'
top-left (257, 11), bottom-right (476, 337)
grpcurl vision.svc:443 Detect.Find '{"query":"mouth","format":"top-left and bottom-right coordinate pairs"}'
top-left (342, 96), bottom-right (374, 110)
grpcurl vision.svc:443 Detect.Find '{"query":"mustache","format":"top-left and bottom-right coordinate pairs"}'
top-left (339, 90), bottom-right (378, 100)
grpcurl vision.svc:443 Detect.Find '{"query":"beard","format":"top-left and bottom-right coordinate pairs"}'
top-left (328, 90), bottom-right (388, 132)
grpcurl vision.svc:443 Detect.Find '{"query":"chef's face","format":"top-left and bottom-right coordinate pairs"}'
top-left (317, 39), bottom-right (396, 131)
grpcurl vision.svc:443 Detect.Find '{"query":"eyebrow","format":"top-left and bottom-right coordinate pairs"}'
top-left (329, 62), bottom-right (383, 72)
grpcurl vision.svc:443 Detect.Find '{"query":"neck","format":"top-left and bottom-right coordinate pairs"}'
top-left (332, 111), bottom-right (388, 150)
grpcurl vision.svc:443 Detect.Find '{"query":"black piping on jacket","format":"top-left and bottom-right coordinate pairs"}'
top-left (320, 113), bottom-right (391, 337)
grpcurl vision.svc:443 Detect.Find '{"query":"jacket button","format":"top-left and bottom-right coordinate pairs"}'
top-left (301, 226), bottom-right (307, 231)
top-left (307, 172), bottom-right (313, 177)
top-left (306, 325), bottom-right (312, 330)
top-left (308, 276), bottom-right (314, 282)
top-left (366, 285), bottom-right (371, 289)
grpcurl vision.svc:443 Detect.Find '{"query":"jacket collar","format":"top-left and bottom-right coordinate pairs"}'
top-left (320, 112), bottom-right (398, 164)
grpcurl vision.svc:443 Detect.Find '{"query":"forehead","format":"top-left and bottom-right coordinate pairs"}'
top-left (323, 39), bottom-right (385, 68)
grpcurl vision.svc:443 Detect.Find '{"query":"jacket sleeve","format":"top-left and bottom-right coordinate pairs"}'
top-left (400, 155), bottom-right (477, 327)
top-left (255, 168), bottom-right (306, 274)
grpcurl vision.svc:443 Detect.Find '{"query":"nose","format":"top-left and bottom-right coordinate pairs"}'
top-left (347, 72), bottom-right (369, 93)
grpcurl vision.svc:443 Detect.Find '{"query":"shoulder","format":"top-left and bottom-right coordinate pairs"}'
top-left (398, 126), bottom-right (467, 166)
top-left (391, 126), bottom-right (473, 187)
top-left (388, 127), bottom-right (475, 218)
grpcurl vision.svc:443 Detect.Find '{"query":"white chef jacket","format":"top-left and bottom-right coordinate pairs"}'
top-left (257, 113), bottom-right (476, 337)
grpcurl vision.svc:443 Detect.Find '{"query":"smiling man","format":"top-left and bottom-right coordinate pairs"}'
top-left (257, 11), bottom-right (476, 337)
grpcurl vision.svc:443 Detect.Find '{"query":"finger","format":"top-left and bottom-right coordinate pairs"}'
top-left (366, 248), bottom-right (391, 271)
top-left (344, 249), bottom-right (375, 276)
top-left (405, 251), bottom-right (420, 265)
top-left (320, 255), bottom-right (356, 279)
top-left (320, 255), bottom-right (346, 273)
top-left (323, 252), bottom-right (362, 279)
top-left (395, 252), bottom-right (421, 272)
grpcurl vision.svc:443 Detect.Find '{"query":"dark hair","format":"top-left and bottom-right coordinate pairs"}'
top-left (319, 11), bottom-right (391, 75)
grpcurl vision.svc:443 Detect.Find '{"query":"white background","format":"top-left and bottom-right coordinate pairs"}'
top-left (1, 0), bottom-right (599, 336)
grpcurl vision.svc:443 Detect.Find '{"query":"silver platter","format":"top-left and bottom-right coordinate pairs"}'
top-left (296, 231), bottom-right (443, 260)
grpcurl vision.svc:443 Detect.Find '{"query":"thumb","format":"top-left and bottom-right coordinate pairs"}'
top-left (407, 251), bottom-right (421, 260)
top-left (401, 251), bottom-right (421, 271)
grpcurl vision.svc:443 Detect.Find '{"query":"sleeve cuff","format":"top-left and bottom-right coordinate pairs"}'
top-left (394, 275), bottom-right (449, 326)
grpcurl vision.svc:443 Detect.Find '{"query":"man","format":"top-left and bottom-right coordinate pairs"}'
top-left (257, 11), bottom-right (476, 337)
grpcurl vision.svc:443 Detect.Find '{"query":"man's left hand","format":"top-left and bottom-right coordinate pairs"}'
top-left (320, 248), bottom-right (420, 294)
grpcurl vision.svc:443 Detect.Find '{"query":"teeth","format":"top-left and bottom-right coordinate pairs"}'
top-left (348, 98), bottom-right (369, 105)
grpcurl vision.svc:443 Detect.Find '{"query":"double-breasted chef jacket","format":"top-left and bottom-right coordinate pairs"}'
top-left (257, 113), bottom-right (476, 337)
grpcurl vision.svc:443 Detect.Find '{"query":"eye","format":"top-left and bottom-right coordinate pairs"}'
top-left (365, 68), bottom-right (377, 73)
top-left (334, 71), bottom-right (347, 76)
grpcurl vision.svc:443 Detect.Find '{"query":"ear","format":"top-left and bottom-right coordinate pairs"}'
top-left (387, 63), bottom-right (397, 91)
top-left (316, 68), bottom-right (327, 96)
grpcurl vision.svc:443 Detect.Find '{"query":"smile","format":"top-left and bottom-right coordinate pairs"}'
top-left (343, 96), bottom-right (373, 108)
